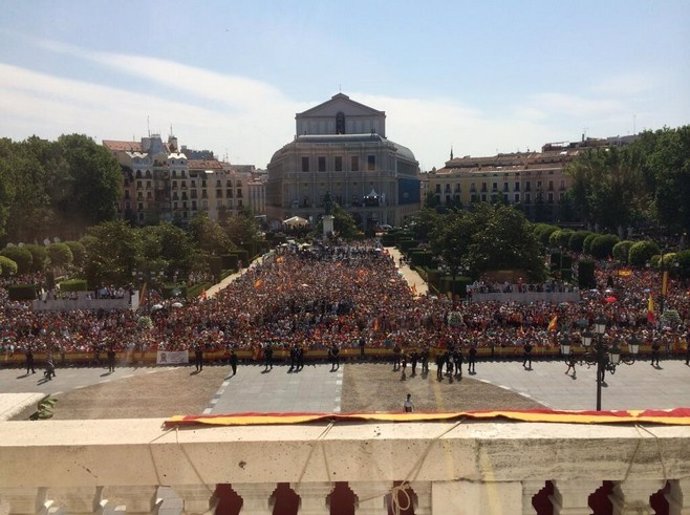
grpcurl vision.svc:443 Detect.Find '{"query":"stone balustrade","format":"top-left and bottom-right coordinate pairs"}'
top-left (1, 419), bottom-right (689, 514)
top-left (468, 291), bottom-right (581, 304)
top-left (31, 292), bottom-right (139, 312)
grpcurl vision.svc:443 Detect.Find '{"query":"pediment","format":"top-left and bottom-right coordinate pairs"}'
top-left (297, 93), bottom-right (385, 118)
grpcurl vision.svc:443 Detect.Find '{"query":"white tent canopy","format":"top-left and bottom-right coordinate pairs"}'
top-left (283, 216), bottom-right (310, 228)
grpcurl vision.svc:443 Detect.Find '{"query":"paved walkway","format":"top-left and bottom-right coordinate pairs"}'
top-left (385, 246), bottom-right (429, 297)
top-left (470, 359), bottom-right (690, 411)
top-left (205, 363), bottom-right (344, 414)
top-left (204, 253), bottom-right (269, 298)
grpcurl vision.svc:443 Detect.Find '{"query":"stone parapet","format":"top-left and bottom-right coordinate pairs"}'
top-left (1, 420), bottom-right (689, 513)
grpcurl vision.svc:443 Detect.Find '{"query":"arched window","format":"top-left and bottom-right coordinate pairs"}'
top-left (335, 112), bottom-right (345, 134)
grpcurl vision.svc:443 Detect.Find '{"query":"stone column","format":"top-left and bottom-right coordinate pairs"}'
top-left (431, 480), bottom-right (522, 515)
top-left (349, 482), bottom-right (392, 515)
top-left (174, 486), bottom-right (216, 515)
top-left (46, 487), bottom-right (100, 515)
top-left (666, 478), bottom-right (690, 515)
top-left (551, 479), bottom-right (602, 515)
top-left (291, 482), bottom-right (333, 515)
top-left (231, 484), bottom-right (276, 515)
top-left (522, 480), bottom-right (547, 515)
top-left (408, 481), bottom-right (431, 515)
top-left (610, 479), bottom-right (666, 515)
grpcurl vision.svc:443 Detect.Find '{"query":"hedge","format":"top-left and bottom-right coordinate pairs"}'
top-left (0, 246), bottom-right (33, 274)
top-left (221, 254), bottom-right (239, 270)
top-left (8, 284), bottom-right (37, 301)
top-left (187, 282), bottom-right (212, 299)
top-left (162, 283), bottom-right (188, 299)
top-left (439, 275), bottom-right (471, 296)
top-left (398, 239), bottom-right (418, 253)
top-left (612, 240), bottom-right (634, 264)
top-left (568, 231), bottom-right (592, 253)
top-left (582, 233), bottom-right (598, 255)
top-left (59, 279), bottom-right (88, 292)
top-left (409, 250), bottom-right (434, 268)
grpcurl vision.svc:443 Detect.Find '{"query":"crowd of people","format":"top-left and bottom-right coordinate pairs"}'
top-left (0, 240), bottom-right (689, 365)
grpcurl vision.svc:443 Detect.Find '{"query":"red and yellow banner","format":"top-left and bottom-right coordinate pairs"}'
top-left (166, 407), bottom-right (690, 428)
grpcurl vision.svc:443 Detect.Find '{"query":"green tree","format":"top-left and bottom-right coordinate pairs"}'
top-left (589, 234), bottom-right (620, 259)
top-left (64, 241), bottom-right (87, 268)
top-left (629, 240), bottom-right (660, 267)
top-left (140, 223), bottom-right (195, 279)
top-left (47, 243), bottom-right (73, 270)
top-left (409, 208), bottom-right (441, 242)
top-left (612, 240), bottom-right (634, 264)
top-left (466, 205), bottom-right (545, 281)
top-left (24, 244), bottom-right (48, 273)
top-left (430, 211), bottom-right (474, 285)
top-left (82, 220), bottom-right (140, 287)
top-left (188, 213), bottom-right (233, 255)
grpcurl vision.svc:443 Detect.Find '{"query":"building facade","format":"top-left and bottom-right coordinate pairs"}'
top-left (423, 136), bottom-right (637, 223)
top-left (103, 135), bottom-right (265, 225)
top-left (266, 93), bottom-right (421, 229)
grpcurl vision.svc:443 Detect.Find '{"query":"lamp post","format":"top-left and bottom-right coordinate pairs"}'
top-left (560, 316), bottom-right (640, 411)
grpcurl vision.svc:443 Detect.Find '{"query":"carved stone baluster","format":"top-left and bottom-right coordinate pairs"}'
top-left (551, 479), bottom-right (602, 515)
top-left (408, 481), bottom-right (431, 515)
top-left (666, 478), bottom-right (690, 515)
top-left (173, 486), bottom-right (216, 515)
top-left (100, 486), bottom-right (158, 515)
top-left (291, 482), bottom-right (333, 515)
top-left (522, 480), bottom-right (547, 515)
top-left (349, 482), bottom-right (392, 515)
top-left (610, 479), bottom-right (666, 515)
top-left (231, 484), bottom-right (276, 515)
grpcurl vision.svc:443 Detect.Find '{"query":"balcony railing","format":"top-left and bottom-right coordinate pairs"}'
top-left (0, 419), bottom-right (688, 514)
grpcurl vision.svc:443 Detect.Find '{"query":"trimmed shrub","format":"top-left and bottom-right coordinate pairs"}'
top-left (24, 244), bottom-right (48, 273)
top-left (409, 250), bottom-right (434, 268)
top-left (65, 241), bottom-right (87, 268)
top-left (59, 279), bottom-right (88, 292)
top-left (676, 250), bottom-right (690, 280)
top-left (612, 240), bottom-right (634, 264)
top-left (162, 283), bottom-right (187, 299)
top-left (0, 256), bottom-right (18, 277)
top-left (534, 224), bottom-right (559, 246)
top-left (380, 234), bottom-right (396, 246)
top-left (0, 246), bottom-right (33, 274)
top-left (568, 231), bottom-right (592, 253)
top-left (578, 259), bottom-right (596, 289)
top-left (232, 249), bottom-right (249, 267)
top-left (590, 234), bottom-right (620, 259)
top-left (628, 240), bottom-right (660, 267)
top-left (583, 233), bottom-right (598, 255)
top-left (8, 284), bottom-right (37, 301)
top-left (187, 282), bottom-right (211, 299)
top-left (47, 243), bottom-right (74, 269)
top-left (440, 275), bottom-right (471, 296)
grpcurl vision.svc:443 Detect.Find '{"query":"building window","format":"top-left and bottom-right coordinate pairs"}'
top-left (503, 183), bottom-right (509, 192)
top-left (351, 156), bottom-right (359, 171)
top-left (302, 157), bottom-right (310, 172)
top-left (367, 155), bottom-right (376, 171)
top-left (216, 189), bottom-right (223, 198)
top-left (492, 182), bottom-right (498, 191)
top-left (514, 193), bottom-right (520, 203)
top-left (548, 192), bottom-right (554, 203)
top-left (238, 199), bottom-right (243, 207)
top-left (237, 188), bottom-right (243, 198)
top-left (481, 194), bottom-right (487, 202)
top-left (525, 193), bottom-right (531, 204)
top-left (435, 184), bottom-right (441, 193)
top-left (515, 182), bottom-right (520, 192)
top-left (318, 156), bottom-right (326, 172)
top-left (336, 112), bottom-right (346, 134)
top-left (227, 189), bottom-right (233, 198)
top-left (335, 156), bottom-right (343, 172)
top-left (481, 182), bottom-right (487, 192)
top-left (525, 181), bottom-right (531, 192)
top-left (548, 180), bottom-right (554, 191)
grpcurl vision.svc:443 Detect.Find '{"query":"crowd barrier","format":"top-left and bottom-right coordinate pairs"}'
top-left (1, 342), bottom-right (687, 367)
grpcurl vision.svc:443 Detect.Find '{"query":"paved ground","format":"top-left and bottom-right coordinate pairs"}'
top-left (385, 246), bottom-right (429, 297)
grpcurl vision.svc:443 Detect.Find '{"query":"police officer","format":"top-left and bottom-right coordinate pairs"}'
top-left (229, 348), bottom-right (238, 376)
top-left (25, 346), bottom-right (36, 375)
top-left (194, 343), bottom-right (204, 372)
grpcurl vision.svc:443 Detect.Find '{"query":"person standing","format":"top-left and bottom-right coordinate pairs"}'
top-left (44, 354), bottom-right (56, 380)
top-left (651, 340), bottom-right (660, 367)
top-left (523, 342), bottom-right (533, 370)
top-left (410, 350), bottom-right (418, 376)
top-left (420, 345), bottom-right (430, 374)
top-left (435, 351), bottom-right (445, 381)
top-left (453, 347), bottom-right (464, 379)
top-left (330, 343), bottom-right (340, 371)
top-left (468, 345), bottom-right (477, 375)
top-left (25, 346), bottom-right (36, 375)
top-left (403, 393), bottom-right (414, 413)
top-left (107, 346), bottom-right (116, 373)
top-left (565, 354), bottom-right (577, 378)
top-left (229, 348), bottom-right (238, 376)
top-left (264, 343), bottom-right (274, 371)
top-left (392, 343), bottom-right (402, 371)
top-left (194, 343), bottom-right (204, 372)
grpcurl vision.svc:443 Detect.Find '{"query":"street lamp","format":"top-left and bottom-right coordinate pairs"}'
top-left (560, 316), bottom-right (640, 411)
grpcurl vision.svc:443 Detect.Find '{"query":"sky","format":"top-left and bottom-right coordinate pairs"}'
top-left (1, 1), bottom-right (688, 171)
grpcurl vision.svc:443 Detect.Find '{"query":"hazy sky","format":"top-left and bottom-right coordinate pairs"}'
top-left (1, 0), bottom-right (688, 170)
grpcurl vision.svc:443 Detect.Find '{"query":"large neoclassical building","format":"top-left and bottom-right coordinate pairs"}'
top-left (266, 93), bottom-right (420, 229)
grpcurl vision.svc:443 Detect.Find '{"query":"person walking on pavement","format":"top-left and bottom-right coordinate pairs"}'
top-left (453, 347), bottom-right (463, 379)
top-left (435, 351), bottom-right (445, 381)
top-left (420, 345), bottom-right (429, 374)
top-left (565, 354), bottom-right (577, 378)
top-left (523, 342), bottom-right (533, 370)
top-left (44, 355), bottom-right (56, 380)
top-left (229, 348), bottom-right (238, 376)
top-left (25, 346), bottom-right (36, 375)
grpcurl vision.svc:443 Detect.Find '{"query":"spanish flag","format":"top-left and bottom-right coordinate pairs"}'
top-left (547, 315), bottom-right (558, 332)
top-left (662, 271), bottom-right (669, 296)
top-left (647, 295), bottom-right (655, 324)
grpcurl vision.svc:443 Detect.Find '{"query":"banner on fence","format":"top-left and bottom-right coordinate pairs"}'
top-left (156, 350), bottom-right (189, 365)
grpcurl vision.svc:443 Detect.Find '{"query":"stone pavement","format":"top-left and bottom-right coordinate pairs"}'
top-left (385, 246), bottom-right (429, 297)
top-left (206, 363), bottom-right (344, 414)
top-left (470, 359), bottom-right (690, 411)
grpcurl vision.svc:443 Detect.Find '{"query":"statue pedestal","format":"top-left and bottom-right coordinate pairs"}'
top-left (322, 215), bottom-right (334, 238)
